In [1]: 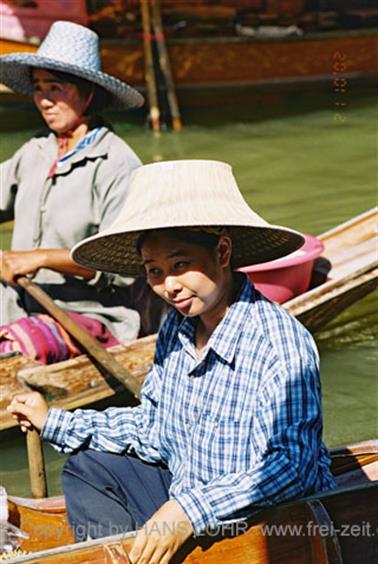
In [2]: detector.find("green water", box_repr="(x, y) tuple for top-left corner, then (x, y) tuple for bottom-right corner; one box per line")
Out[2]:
(0, 91), (377, 497)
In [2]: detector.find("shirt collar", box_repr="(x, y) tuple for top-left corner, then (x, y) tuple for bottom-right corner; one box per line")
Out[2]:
(177, 274), (255, 365)
(37, 127), (109, 172)
(57, 127), (102, 164)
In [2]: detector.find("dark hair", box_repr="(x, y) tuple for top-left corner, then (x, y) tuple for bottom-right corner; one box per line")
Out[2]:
(136, 228), (222, 257)
(30, 68), (113, 115)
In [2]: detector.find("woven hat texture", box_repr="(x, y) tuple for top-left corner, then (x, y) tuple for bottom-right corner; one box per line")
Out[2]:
(0, 21), (143, 110)
(72, 159), (304, 276)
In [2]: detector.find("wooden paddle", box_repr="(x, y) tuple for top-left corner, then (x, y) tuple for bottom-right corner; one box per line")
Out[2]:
(26, 428), (48, 498)
(13, 275), (142, 498)
(16, 276), (142, 399)
(12, 366), (49, 498)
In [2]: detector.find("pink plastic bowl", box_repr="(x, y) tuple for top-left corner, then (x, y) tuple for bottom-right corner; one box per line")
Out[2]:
(238, 234), (324, 304)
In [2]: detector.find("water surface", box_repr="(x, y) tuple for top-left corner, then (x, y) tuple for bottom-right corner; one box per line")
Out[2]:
(0, 92), (376, 496)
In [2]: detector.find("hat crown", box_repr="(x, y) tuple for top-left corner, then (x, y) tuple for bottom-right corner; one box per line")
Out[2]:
(108, 159), (268, 233)
(36, 21), (101, 72)
(71, 159), (305, 275)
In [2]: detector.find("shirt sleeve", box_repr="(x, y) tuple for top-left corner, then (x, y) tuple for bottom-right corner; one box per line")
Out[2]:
(93, 137), (142, 232)
(86, 136), (141, 289)
(0, 144), (26, 222)
(40, 324), (168, 461)
(173, 333), (326, 534)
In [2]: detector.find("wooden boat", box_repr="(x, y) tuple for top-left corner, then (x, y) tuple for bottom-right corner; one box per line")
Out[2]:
(284, 207), (377, 331)
(1, 1), (377, 107)
(0, 207), (376, 432)
(5, 440), (378, 563)
(1, 29), (377, 106)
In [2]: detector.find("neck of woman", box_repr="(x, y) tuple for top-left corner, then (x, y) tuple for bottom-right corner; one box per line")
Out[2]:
(56, 121), (90, 154)
(196, 271), (239, 355)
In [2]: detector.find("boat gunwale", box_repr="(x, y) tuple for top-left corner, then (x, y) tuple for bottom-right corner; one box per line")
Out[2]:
(6, 479), (378, 563)
(316, 206), (378, 242)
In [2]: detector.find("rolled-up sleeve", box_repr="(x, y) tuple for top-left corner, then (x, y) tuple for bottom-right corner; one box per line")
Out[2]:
(41, 323), (169, 461)
(41, 362), (161, 462)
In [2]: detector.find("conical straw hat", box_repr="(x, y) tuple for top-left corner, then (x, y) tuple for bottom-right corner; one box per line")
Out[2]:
(72, 160), (304, 276)
(0, 21), (143, 110)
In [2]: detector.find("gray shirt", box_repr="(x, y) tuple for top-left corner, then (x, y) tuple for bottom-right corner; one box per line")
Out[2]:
(0, 126), (142, 342)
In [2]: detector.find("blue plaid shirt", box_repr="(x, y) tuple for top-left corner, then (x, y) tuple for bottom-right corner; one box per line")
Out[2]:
(41, 275), (336, 534)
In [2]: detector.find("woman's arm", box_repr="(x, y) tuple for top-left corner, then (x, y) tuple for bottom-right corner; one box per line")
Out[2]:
(8, 323), (170, 458)
(0, 156), (19, 223)
(0, 248), (95, 284)
(7, 377), (160, 460)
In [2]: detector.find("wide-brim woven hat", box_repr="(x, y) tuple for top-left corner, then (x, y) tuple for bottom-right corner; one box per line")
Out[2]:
(0, 21), (144, 110)
(72, 159), (305, 276)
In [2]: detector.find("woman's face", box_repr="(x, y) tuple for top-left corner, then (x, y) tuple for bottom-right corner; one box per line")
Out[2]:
(141, 231), (233, 321)
(32, 69), (89, 134)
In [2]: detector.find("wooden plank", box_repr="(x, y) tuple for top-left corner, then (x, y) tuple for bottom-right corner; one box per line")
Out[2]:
(17, 334), (155, 400)
(319, 207), (377, 239)
(330, 440), (378, 476)
(0, 336), (156, 431)
(319, 207), (377, 278)
(0, 355), (41, 411)
(285, 207), (378, 329)
(15, 277), (142, 401)
(296, 270), (378, 333)
(287, 266), (378, 319)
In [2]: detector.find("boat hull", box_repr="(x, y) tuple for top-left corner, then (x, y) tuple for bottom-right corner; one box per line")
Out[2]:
(6, 440), (377, 563)
(1, 29), (377, 106)
(7, 482), (378, 563)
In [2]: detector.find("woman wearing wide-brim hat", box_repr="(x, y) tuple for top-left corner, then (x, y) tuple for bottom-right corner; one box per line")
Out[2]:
(9, 161), (336, 562)
(0, 20), (145, 363)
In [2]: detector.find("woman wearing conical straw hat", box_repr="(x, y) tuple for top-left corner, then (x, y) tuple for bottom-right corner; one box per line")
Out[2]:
(9, 160), (336, 562)
(0, 20), (147, 363)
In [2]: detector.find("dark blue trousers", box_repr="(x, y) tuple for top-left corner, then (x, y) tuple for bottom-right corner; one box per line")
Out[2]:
(62, 450), (172, 541)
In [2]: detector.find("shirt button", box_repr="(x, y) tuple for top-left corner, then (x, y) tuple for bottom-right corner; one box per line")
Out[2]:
(40, 205), (47, 213)
(214, 421), (219, 429)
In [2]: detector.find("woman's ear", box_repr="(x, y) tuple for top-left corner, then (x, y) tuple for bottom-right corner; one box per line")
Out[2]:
(217, 235), (232, 269)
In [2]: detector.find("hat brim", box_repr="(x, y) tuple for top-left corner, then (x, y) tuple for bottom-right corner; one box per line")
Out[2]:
(71, 224), (305, 277)
(0, 53), (144, 110)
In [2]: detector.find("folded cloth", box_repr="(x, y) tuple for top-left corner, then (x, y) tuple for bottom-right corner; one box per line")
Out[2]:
(0, 311), (119, 364)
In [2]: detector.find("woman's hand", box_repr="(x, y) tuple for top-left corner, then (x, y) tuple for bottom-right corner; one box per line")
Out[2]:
(0, 249), (47, 284)
(129, 499), (193, 564)
(0, 248), (95, 284)
(7, 392), (49, 432)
